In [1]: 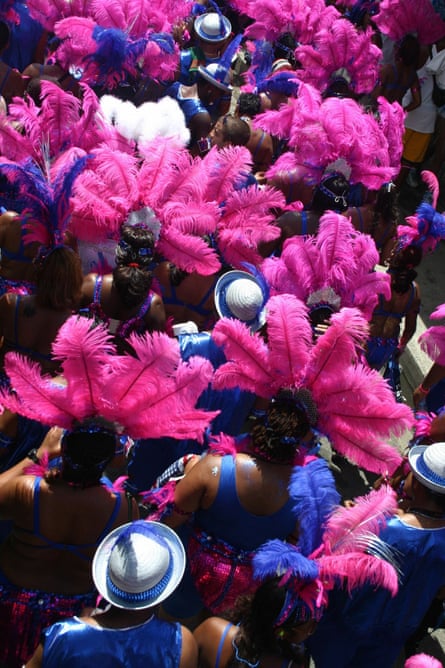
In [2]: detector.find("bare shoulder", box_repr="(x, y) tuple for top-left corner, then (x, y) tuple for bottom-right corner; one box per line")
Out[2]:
(179, 625), (199, 668)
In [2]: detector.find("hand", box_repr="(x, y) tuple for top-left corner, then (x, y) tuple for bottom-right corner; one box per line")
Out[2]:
(37, 427), (63, 460)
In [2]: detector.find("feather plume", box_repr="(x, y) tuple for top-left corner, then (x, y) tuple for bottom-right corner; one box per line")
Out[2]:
(318, 551), (399, 595)
(23, 452), (50, 477)
(204, 145), (253, 203)
(38, 81), (82, 158)
(212, 318), (274, 397)
(266, 294), (312, 389)
(208, 432), (238, 457)
(321, 485), (398, 553)
(90, 0), (126, 30)
(138, 137), (189, 209)
(0, 116), (35, 163)
(374, 0), (445, 44)
(157, 227), (221, 276)
(316, 212), (358, 291)
(253, 539), (319, 581)
(1, 355), (77, 427)
(51, 317), (118, 418)
(304, 308), (368, 388)
(430, 304), (445, 320)
(289, 459), (340, 556)
(419, 326), (445, 365)
(421, 170), (440, 209)
(105, 331), (182, 408)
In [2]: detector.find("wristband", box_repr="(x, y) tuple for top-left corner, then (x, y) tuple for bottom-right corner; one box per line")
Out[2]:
(26, 448), (40, 464)
(417, 384), (429, 396)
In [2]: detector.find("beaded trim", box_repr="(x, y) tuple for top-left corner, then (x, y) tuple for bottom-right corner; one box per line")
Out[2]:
(106, 555), (173, 605)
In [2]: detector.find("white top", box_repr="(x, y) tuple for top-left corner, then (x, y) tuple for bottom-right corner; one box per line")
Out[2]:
(403, 60), (437, 133)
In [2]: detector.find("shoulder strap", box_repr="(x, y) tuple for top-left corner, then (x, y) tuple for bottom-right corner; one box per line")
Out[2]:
(32, 476), (42, 533)
(215, 622), (233, 668)
(95, 492), (122, 544)
(93, 275), (103, 302)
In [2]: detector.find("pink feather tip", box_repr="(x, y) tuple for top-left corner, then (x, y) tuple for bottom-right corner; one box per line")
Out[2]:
(405, 655), (443, 668)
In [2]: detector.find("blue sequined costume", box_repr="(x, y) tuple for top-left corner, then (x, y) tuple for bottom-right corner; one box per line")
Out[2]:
(40, 615), (183, 667)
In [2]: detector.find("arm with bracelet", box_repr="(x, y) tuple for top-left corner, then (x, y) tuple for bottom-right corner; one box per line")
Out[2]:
(413, 362), (445, 409)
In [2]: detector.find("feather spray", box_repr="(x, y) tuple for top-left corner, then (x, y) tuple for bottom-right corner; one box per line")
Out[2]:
(262, 212), (389, 321)
(0, 316), (218, 441)
(212, 295), (414, 474)
(418, 301), (445, 366)
(397, 171), (445, 253)
(374, 0), (445, 45)
(252, 485), (399, 624)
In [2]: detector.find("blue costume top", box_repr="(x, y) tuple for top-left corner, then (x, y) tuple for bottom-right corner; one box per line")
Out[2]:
(366, 283), (417, 370)
(165, 81), (230, 125)
(195, 455), (297, 550)
(308, 515), (445, 668)
(41, 616), (183, 667)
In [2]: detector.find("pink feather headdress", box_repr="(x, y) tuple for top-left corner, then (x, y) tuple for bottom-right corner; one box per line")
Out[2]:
(253, 484), (400, 624)
(262, 212), (391, 321)
(418, 303), (445, 367)
(0, 316), (218, 441)
(374, 0), (445, 44)
(256, 84), (398, 189)
(397, 171), (445, 254)
(70, 139), (283, 273)
(212, 295), (414, 475)
(26, 0), (190, 38)
(230, 0), (340, 46)
(295, 19), (381, 94)
(54, 18), (179, 89)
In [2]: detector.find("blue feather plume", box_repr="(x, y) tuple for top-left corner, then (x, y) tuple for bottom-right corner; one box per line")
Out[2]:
(150, 32), (176, 55)
(252, 539), (319, 581)
(289, 459), (340, 556)
(249, 40), (274, 89)
(257, 71), (300, 97)
(241, 261), (270, 304)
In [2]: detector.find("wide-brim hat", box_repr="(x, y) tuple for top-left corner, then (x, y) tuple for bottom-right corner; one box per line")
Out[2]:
(214, 269), (268, 332)
(194, 12), (232, 42)
(92, 520), (186, 610)
(198, 62), (232, 92)
(408, 443), (445, 495)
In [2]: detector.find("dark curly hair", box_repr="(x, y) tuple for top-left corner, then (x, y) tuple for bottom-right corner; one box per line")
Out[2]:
(36, 246), (83, 310)
(113, 223), (155, 308)
(249, 390), (311, 463)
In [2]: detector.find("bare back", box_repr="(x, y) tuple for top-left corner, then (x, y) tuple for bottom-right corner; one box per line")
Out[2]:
(0, 476), (137, 593)
(0, 212), (40, 283)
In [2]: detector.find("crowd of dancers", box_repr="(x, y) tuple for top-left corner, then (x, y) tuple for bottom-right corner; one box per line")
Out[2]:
(0, 0), (444, 666)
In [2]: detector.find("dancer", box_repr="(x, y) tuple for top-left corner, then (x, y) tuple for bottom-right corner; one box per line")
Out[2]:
(25, 521), (197, 668)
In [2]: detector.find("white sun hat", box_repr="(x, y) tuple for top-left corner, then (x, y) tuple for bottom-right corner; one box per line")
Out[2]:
(194, 12), (232, 43)
(408, 443), (445, 495)
(92, 521), (186, 610)
(214, 269), (268, 332)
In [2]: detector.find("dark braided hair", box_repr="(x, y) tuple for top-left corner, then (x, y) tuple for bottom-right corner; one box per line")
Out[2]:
(249, 389), (311, 463)
(113, 223), (155, 308)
